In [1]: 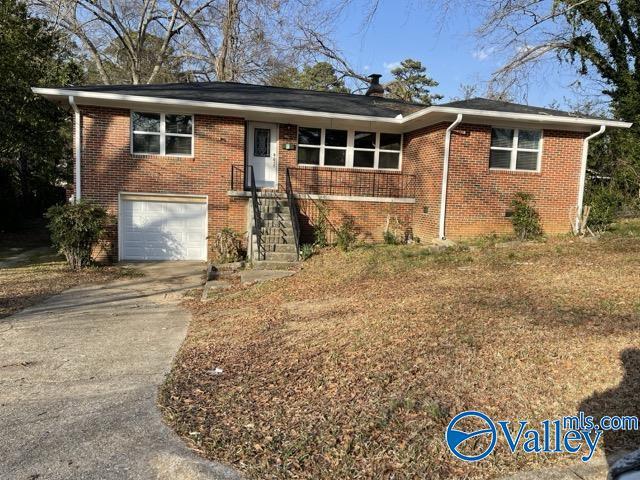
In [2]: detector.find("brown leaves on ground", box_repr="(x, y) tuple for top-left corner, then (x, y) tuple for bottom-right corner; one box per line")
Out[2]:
(160, 223), (640, 479)
(0, 252), (133, 318)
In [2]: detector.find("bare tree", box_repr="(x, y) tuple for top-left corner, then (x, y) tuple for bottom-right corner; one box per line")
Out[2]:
(31, 0), (347, 85)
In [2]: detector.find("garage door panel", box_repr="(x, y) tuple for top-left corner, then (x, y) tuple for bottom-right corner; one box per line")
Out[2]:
(120, 196), (207, 261)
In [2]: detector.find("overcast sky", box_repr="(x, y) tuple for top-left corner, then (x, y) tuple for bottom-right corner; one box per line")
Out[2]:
(333, 0), (583, 107)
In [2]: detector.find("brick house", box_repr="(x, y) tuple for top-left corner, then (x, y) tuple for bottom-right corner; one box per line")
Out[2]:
(34, 78), (630, 264)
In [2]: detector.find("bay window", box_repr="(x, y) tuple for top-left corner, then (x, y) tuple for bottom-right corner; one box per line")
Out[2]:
(489, 127), (541, 171)
(131, 112), (193, 156)
(297, 127), (402, 170)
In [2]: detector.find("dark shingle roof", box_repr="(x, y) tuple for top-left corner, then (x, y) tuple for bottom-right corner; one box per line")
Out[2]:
(440, 97), (606, 121)
(66, 81), (425, 118)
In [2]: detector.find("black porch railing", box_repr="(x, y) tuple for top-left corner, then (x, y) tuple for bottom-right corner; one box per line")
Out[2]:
(230, 165), (416, 199)
(285, 168), (301, 260)
(249, 166), (263, 260)
(286, 166), (416, 199)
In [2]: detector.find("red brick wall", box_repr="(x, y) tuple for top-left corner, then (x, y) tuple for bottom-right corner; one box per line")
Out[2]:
(78, 106), (248, 260)
(444, 124), (585, 237)
(403, 123), (447, 240)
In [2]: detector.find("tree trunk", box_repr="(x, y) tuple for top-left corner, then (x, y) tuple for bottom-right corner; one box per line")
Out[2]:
(215, 0), (239, 81)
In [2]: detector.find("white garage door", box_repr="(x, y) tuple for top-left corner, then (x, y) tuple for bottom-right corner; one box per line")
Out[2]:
(120, 195), (207, 261)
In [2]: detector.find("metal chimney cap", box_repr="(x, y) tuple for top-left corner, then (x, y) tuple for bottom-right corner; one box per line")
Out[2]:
(365, 73), (384, 97)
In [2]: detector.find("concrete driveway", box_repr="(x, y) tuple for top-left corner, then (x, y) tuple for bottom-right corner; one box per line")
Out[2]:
(0, 262), (241, 480)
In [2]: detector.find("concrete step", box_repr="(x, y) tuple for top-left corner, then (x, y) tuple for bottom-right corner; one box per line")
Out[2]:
(265, 251), (298, 262)
(258, 199), (288, 207)
(253, 260), (299, 270)
(261, 235), (291, 244)
(261, 226), (294, 237)
(258, 205), (287, 214)
(265, 243), (297, 253)
(262, 219), (292, 228)
(260, 212), (289, 221)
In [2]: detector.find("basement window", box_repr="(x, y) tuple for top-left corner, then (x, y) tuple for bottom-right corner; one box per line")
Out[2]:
(489, 128), (541, 171)
(131, 112), (193, 156)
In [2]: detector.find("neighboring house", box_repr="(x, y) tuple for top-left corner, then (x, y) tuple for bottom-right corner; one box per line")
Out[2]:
(34, 77), (631, 264)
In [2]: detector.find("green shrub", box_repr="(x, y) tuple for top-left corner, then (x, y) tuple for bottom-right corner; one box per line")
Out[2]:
(313, 202), (329, 248)
(45, 201), (110, 270)
(585, 186), (622, 233)
(383, 229), (399, 245)
(510, 192), (543, 240)
(300, 243), (315, 260)
(336, 218), (357, 251)
(213, 228), (244, 263)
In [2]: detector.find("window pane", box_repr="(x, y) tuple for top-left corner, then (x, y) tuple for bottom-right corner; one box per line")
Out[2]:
(353, 150), (375, 168)
(253, 128), (270, 157)
(380, 133), (401, 151)
(491, 128), (514, 148)
(166, 114), (192, 134)
(518, 130), (541, 149)
(489, 149), (511, 169)
(132, 112), (160, 132)
(354, 131), (376, 149)
(166, 135), (192, 155)
(298, 146), (320, 165)
(298, 127), (321, 146)
(324, 149), (346, 166)
(379, 151), (400, 169)
(133, 133), (160, 154)
(325, 129), (347, 147)
(516, 151), (538, 170)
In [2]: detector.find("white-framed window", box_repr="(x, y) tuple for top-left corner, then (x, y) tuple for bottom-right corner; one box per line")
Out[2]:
(489, 127), (542, 171)
(297, 127), (402, 170)
(131, 112), (193, 156)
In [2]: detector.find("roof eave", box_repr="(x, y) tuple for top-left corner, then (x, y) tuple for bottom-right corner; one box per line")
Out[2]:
(32, 87), (633, 130)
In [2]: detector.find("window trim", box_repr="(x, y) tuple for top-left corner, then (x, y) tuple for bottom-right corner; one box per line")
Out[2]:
(130, 111), (194, 157)
(296, 127), (402, 171)
(489, 127), (543, 173)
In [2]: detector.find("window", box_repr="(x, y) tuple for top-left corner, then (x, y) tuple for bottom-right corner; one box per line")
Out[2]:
(297, 127), (402, 170)
(489, 128), (541, 171)
(131, 112), (193, 156)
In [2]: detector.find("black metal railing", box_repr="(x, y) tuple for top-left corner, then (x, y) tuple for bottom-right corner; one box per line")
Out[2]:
(285, 168), (301, 260)
(286, 167), (416, 199)
(230, 165), (245, 191)
(249, 166), (263, 260)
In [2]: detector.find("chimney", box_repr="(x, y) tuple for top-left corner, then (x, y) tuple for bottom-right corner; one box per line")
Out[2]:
(365, 74), (384, 97)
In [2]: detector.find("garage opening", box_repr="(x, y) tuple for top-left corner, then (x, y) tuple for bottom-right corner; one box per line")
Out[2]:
(119, 193), (207, 261)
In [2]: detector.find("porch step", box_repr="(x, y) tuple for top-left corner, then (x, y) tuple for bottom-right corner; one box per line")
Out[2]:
(263, 243), (297, 253)
(260, 211), (288, 221)
(261, 234), (292, 244)
(264, 251), (298, 262)
(258, 205), (288, 214)
(258, 198), (288, 206)
(261, 226), (294, 237)
(261, 218), (292, 228)
(253, 260), (299, 270)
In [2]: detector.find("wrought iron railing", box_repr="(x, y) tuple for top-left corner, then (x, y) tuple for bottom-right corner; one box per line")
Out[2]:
(230, 165), (245, 191)
(285, 168), (301, 260)
(249, 166), (263, 260)
(286, 166), (416, 198)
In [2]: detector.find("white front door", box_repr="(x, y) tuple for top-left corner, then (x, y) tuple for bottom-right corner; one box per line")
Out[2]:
(247, 122), (278, 189)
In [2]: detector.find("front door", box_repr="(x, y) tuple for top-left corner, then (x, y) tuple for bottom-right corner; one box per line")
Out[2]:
(247, 122), (278, 189)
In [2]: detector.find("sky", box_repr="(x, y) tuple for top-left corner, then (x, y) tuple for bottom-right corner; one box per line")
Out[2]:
(332, 0), (583, 108)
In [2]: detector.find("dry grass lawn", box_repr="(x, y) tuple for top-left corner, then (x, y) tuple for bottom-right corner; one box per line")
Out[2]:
(160, 222), (640, 479)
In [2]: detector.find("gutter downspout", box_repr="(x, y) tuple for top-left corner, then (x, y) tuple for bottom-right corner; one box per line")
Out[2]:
(69, 96), (81, 202)
(438, 114), (463, 240)
(575, 125), (606, 233)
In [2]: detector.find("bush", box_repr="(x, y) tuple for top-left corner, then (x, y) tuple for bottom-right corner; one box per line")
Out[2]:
(213, 228), (244, 263)
(336, 218), (357, 251)
(510, 192), (543, 240)
(45, 201), (109, 270)
(313, 202), (329, 248)
(300, 243), (315, 260)
(383, 229), (399, 245)
(585, 186), (622, 233)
